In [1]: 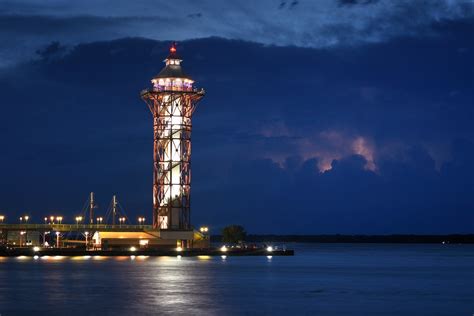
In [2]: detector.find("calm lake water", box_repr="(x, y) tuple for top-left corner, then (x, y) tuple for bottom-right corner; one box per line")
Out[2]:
(0, 243), (473, 315)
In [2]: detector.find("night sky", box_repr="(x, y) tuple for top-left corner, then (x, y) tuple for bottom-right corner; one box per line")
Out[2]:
(0, 0), (473, 234)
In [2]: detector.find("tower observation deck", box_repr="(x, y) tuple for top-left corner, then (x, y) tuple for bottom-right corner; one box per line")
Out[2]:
(141, 44), (205, 230)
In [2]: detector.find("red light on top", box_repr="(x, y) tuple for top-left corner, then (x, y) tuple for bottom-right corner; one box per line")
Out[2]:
(170, 43), (177, 53)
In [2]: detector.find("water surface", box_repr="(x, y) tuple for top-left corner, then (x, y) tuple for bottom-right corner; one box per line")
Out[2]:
(0, 243), (473, 315)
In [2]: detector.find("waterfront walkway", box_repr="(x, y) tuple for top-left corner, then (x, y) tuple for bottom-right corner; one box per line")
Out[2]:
(0, 223), (152, 233)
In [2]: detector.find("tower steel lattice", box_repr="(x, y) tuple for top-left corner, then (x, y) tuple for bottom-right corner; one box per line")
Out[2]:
(141, 44), (205, 230)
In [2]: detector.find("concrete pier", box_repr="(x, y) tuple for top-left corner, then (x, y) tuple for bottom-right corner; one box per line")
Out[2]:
(0, 247), (294, 257)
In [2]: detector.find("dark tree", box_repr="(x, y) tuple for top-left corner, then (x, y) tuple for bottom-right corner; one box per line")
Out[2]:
(222, 225), (247, 243)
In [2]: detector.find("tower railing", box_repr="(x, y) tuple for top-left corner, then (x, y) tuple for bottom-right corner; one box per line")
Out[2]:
(140, 87), (204, 95)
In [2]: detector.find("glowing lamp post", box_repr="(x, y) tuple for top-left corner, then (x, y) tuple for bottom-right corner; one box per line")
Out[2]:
(138, 217), (145, 227)
(96, 217), (103, 227)
(119, 217), (125, 227)
(49, 216), (55, 224)
(24, 216), (29, 224)
(57, 216), (63, 224)
(84, 232), (89, 250)
(0, 215), (4, 223)
(56, 232), (60, 248)
(20, 231), (26, 247)
(75, 216), (83, 226)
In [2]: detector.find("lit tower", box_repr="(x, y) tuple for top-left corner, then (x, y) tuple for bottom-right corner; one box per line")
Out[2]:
(141, 43), (205, 230)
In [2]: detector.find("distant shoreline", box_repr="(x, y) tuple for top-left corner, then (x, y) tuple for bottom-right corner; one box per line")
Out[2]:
(211, 234), (474, 244)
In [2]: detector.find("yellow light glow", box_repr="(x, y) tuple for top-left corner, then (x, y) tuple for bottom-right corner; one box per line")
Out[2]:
(114, 256), (128, 261)
(71, 255), (92, 261)
(198, 255), (211, 260)
(220, 246), (227, 252)
(176, 247), (183, 252)
(130, 246), (137, 252)
(33, 246), (40, 252)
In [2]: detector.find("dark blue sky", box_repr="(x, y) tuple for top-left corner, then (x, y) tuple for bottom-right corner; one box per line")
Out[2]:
(0, 1), (473, 234)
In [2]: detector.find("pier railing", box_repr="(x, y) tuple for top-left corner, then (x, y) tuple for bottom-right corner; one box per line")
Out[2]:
(0, 223), (154, 232)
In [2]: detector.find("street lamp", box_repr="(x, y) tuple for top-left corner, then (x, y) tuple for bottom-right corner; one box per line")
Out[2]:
(75, 216), (83, 226)
(119, 217), (125, 227)
(20, 231), (26, 246)
(56, 232), (60, 248)
(199, 226), (209, 234)
(0, 215), (4, 223)
(44, 217), (48, 224)
(50, 216), (55, 224)
(96, 217), (103, 226)
(84, 231), (89, 250)
(57, 216), (63, 224)
(138, 217), (145, 226)
(24, 216), (29, 223)
(19, 216), (23, 223)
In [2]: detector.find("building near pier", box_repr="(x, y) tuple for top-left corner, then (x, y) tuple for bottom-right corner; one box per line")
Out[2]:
(92, 230), (208, 249)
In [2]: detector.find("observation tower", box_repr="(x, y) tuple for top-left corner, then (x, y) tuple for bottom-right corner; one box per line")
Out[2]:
(141, 44), (205, 230)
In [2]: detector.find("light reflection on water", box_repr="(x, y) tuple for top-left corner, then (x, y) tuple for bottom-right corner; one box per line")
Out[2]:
(0, 244), (473, 315)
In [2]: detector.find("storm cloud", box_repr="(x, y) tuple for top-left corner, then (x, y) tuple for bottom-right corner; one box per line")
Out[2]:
(0, 0), (473, 65)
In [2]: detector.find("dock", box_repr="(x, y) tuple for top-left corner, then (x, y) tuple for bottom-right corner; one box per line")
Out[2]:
(0, 247), (294, 257)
